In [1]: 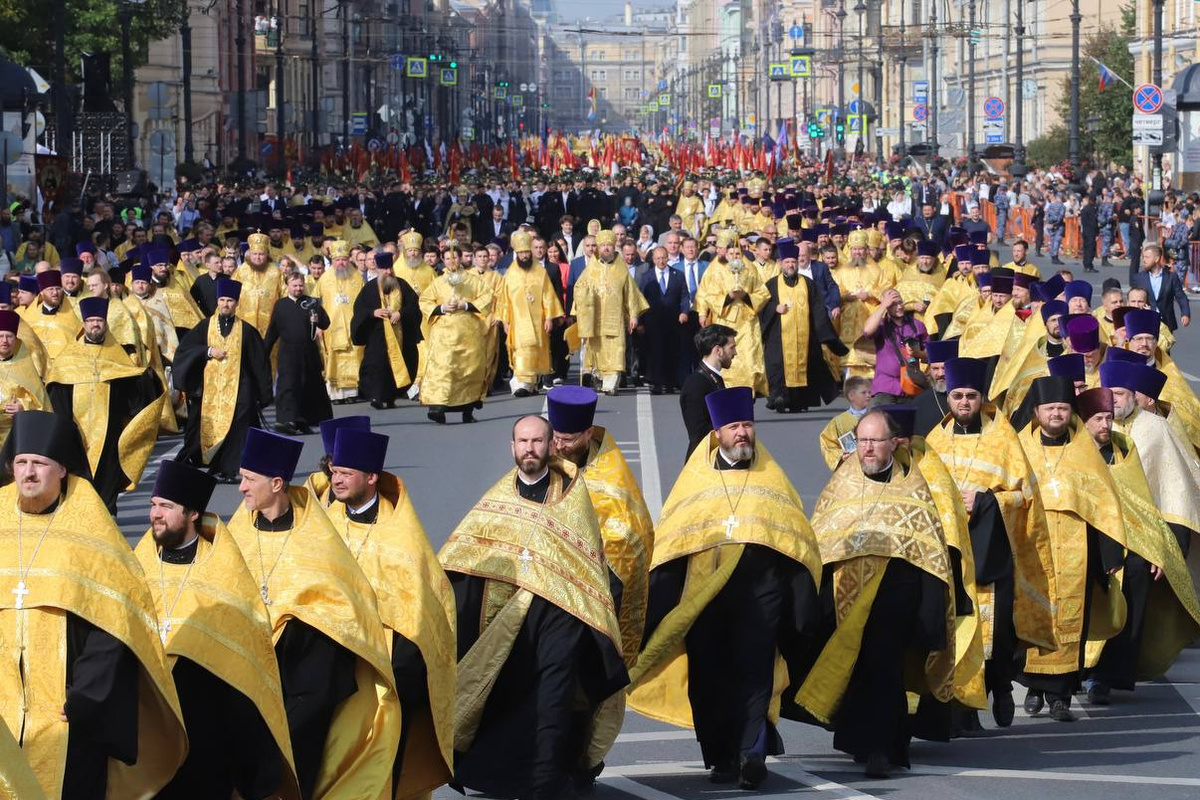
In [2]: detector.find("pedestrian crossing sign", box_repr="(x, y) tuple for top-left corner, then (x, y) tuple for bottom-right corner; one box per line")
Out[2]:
(493, 86), (507, 100)
(708, 83), (722, 98)
(511, 94), (523, 107)
(790, 56), (811, 77)
(440, 67), (457, 86)
(768, 63), (789, 79)
(659, 93), (671, 105)
(406, 57), (427, 78)
(848, 114), (864, 133)
(649, 101), (659, 111)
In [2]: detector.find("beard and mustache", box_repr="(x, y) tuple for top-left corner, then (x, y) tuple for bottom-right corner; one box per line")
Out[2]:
(378, 274), (400, 294)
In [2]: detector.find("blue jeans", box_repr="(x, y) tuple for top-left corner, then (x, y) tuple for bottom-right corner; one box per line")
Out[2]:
(1119, 222), (1131, 254)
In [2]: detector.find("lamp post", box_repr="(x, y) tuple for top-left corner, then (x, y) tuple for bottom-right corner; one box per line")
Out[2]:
(275, 0), (286, 173)
(968, 0), (977, 158)
(1069, 0), (1081, 169)
(1151, 0), (1164, 202)
(854, 0), (865, 156)
(929, 1), (939, 157)
(119, 0), (147, 169)
(837, 1), (847, 148)
(181, 5), (194, 164)
(898, 0), (906, 158)
(235, 0), (247, 164)
(874, 0), (883, 166)
(1013, 0), (1026, 171)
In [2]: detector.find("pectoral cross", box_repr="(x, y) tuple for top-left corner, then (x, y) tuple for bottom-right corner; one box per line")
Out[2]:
(260, 583), (272, 606)
(723, 514), (740, 540)
(518, 548), (534, 572)
(158, 619), (171, 645)
(11, 581), (28, 609)
(1045, 476), (1062, 498)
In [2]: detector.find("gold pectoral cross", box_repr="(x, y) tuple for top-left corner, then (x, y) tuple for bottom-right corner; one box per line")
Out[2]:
(723, 514), (739, 539)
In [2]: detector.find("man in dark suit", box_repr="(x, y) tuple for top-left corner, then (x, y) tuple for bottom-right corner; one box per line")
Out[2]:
(912, 201), (949, 247)
(638, 246), (690, 394)
(679, 323), (737, 461)
(677, 237), (710, 380)
(486, 203), (515, 244)
(1080, 194), (1099, 273)
(1130, 244), (1191, 331)
(536, 184), (566, 238)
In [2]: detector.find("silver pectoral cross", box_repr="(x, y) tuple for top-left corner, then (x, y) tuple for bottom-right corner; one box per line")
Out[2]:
(158, 619), (171, 645)
(518, 548), (534, 572)
(11, 581), (28, 609)
(1045, 476), (1062, 498)
(260, 583), (272, 605)
(723, 514), (740, 540)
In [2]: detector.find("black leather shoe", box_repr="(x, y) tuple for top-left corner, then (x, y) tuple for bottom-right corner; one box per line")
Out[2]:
(1049, 699), (1076, 722)
(272, 421), (297, 435)
(739, 752), (767, 790)
(427, 409), (446, 424)
(864, 753), (891, 779)
(650, 386), (664, 395)
(993, 689), (1015, 727)
(514, 387), (532, 398)
(709, 760), (737, 784)
(1024, 690), (1045, 715)
(462, 408), (476, 423)
(954, 709), (987, 737)
(1087, 681), (1111, 705)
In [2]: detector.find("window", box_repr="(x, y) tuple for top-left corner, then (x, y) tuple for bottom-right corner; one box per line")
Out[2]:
(625, 49), (639, 60)
(623, 68), (640, 81)
(589, 69), (608, 81)
(623, 87), (640, 99)
(597, 87), (608, 99)
(594, 50), (606, 61)
(297, 2), (310, 37)
(554, 85), (574, 98)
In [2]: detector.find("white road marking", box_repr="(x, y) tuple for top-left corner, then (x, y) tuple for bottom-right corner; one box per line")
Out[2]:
(1181, 370), (1200, 383)
(598, 775), (689, 800)
(798, 758), (1200, 787)
(614, 730), (694, 743)
(603, 759), (884, 800)
(636, 390), (664, 519)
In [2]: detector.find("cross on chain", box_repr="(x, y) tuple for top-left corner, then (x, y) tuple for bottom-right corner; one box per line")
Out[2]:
(1045, 476), (1062, 498)
(518, 548), (534, 572)
(159, 619), (171, 645)
(723, 514), (740, 540)
(11, 581), (29, 609)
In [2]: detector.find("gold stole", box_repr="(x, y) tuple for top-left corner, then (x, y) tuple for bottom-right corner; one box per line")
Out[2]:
(234, 263), (283, 336)
(925, 274), (974, 337)
(992, 310), (1048, 402)
(0, 477), (186, 798)
(0, 343), (47, 444)
(1117, 408), (1200, 533)
(378, 282), (411, 386)
(201, 316), (243, 463)
(0, 718), (45, 800)
(19, 307), (80, 360)
(323, 475), (457, 800)
(227, 488), (400, 800)
(582, 428), (655, 668)
(132, 517), (301, 800)
(158, 279), (204, 330)
(777, 277), (811, 387)
(318, 270), (363, 351)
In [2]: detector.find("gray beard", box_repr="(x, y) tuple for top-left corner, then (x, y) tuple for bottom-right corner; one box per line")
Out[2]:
(1114, 402), (1134, 421)
(720, 444), (754, 464)
(862, 456), (893, 476)
(379, 274), (399, 294)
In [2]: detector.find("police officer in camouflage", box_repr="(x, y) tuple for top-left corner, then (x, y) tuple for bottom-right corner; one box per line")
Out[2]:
(1045, 192), (1066, 265)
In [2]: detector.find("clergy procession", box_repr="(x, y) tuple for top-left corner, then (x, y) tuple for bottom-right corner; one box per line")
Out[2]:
(5, 160), (1200, 800)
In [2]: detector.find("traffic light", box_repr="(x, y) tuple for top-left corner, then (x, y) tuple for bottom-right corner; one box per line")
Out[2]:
(430, 53), (442, 62)
(541, 102), (550, 109)
(807, 120), (824, 139)
(497, 80), (510, 88)
(449, 60), (457, 69)
(835, 120), (845, 142)
(969, 29), (981, 45)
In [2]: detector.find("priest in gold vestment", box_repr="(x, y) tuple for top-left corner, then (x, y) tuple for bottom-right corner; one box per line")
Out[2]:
(571, 229), (649, 395)
(133, 460), (301, 800)
(1122, 308), (1200, 456)
(235, 233), (286, 337)
(800, 410), (955, 779)
(0, 310), (47, 446)
(227, 428), (401, 800)
(321, 428), (458, 800)
(317, 241), (364, 403)
(1077, 387), (1200, 703)
(19, 270), (80, 361)
(694, 231), (769, 395)
(0, 411), (187, 799)
(1016, 376), (1126, 722)
(924, 357), (1057, 729)
(496, 231), (564, 397)
(439, 415), (628, 800)
(143, 244), (204, 335)
(419, 245), (493, 423)
(831, 230), (893, 377)
(630, 388), (822, 791)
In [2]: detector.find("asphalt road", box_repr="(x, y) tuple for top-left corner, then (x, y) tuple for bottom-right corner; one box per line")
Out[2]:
(114, 250), (1200, 800)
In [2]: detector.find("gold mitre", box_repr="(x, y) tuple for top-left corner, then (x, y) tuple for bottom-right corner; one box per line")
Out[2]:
(400, 231), (424, 250)
(847, 229), (869, 248)
(247, 232), (270, 254)
(715, 230), (737, 248)
(328, 240), (350, 259)
(511, 230), (533, 252)
(595, 230), (617, 247)
(866, 228), (884, 247)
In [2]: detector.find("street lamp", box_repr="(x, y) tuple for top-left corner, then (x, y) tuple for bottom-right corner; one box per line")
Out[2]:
(854, 0), (865, 158)
(836, 1), (847, 148)
(874, 0), (883, 167)
(898, 1), (907, 158)
(1069, 0), (1082, 169)
(119, 0), (147, 169)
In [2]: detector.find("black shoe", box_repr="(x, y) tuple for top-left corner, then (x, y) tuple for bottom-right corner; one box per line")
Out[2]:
(272, 421), (298, 435)
(709, 759), (738, 784)
(765, 396), (777, 410)
(294, 424), (314, 435)
(427, 409), (446, 424)
(1102, 258), (1112, 266)
(650, 385), (664, 395)
(864, 753), (891, 779)
(1087, 681), (1111, 705)
(993, 689), (1015, 727)
(581, 374), (594, 388)
(1051, 256), (1064, 265)
(513, 387), (532, 398)
(1084, 267), (1099, 273)
(369, 400), (395, 410)
(1024, 690), (1044, 715)
(462, 409), (476, 423)
(953, 708), (986, 737)
(739, 752), (768, 790)
(1049, 699), (1076, 722)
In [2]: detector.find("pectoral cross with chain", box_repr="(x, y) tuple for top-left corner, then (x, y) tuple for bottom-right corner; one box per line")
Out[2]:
(518, 548), (534, 572)
(1045, 476), (1062, 498)
(158, 619), (171, 645)
(11, 581), (28, 609)
(260, 583), (272, 606)
(723, 514), (740, 539)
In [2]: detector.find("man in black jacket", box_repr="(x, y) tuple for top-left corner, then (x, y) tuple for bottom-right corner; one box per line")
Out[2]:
(1080, 194), (1099, 273)
(1130, 244), (1192, 331)
(264, 272), (332, 435)
(679, 323), (737, 461)
(638, 245), (690, 394)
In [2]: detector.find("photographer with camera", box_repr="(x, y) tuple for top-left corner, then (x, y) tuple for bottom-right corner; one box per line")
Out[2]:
(862, 287), (929, 405)
(264, 271), (332, 435)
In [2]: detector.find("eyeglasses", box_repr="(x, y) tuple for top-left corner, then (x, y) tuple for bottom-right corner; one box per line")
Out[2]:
(856, 437), (892, 446)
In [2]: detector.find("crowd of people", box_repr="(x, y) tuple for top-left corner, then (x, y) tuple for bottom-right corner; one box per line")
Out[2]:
(2, 154), (1200, 799)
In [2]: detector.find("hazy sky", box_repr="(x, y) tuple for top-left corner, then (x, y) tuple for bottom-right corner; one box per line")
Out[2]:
(553, 0), (665, 23)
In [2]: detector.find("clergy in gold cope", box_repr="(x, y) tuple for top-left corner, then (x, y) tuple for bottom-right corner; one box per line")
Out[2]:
(630, 387), (823, 792)
(1017, 376), (1127, 723)
(1076, 387), (1200, 703)
(497, 231), (563, 397)
(695, 232), (769, 395)
(571, 229), (649, 395)
(236, 233), (286, 336)
(0, 309), (48, 446)
(226, 427), (401, 800)
(45, 297), (166, 513)
(134, 459), (302, 800)
(317, 240), (364, 403)
(439, 416), (628, 800)
(0, 411), (187, 799)
(18, 270), (80, 361)
(801, 410), (956, 779)
(320, 426), (458, 800)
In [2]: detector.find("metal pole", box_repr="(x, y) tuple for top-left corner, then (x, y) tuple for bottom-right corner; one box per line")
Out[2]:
(968, 0), (977, 158)
(874, 0), (883, 165)
(1152, 0), (1163, 195)
(898, 1), (906, 157)
(236, 0), (247, 163)
(1069, 0), (1081, 169)
(1014, 0), (1025, 169)
(53, 0), (70, 163)
(342, 2), (351, 145)
(276, 0), (286, 173)
(857, 5), (864, 156)
(837, 4), (846, 148)
(181, 11), (195, 164)
(121, 6), (136, 168)
(312, 5), (320, 153)
(930, 2), (939, 156)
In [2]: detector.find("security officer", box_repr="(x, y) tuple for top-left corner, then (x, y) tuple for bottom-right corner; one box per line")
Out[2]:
(1045, 191), (1066, 265)
(994, 181), (1011, 244)
(1098, 189), (1115, 267)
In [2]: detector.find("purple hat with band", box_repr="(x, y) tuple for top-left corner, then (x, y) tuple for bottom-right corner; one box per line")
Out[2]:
(1123, 309), (1161, 340)
(943, 357), (988, 394)
(706, 386), (754, 429)
(1047, 353), (1085, 381)
(1040, 300), (1068, 324)
(36, 270), (61, 291)
(240, 427), (304, 481)
(546, 386), (598, 434)
(332, 428), (389, 474)
(925, 338), (959, 364)
(1065, 315), (1100, 354)
(1064, 280), (1093, 305)
(319, 415), (370, 456)
(1100, 361), (1138, 391)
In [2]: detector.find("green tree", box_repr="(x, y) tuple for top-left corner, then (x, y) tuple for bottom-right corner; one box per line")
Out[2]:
(0, 0), (186, 84)
(1026, 126), (1070, 169)
(1053, 5), (1136, 169)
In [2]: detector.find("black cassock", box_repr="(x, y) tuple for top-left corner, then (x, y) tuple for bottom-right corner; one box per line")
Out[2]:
(447, 472), (629, 800)
(759, 273), (845, 411)
(264, 295), (333, 428)
(46, 347), (163, 511)
(642, 457), (821, 772)
(256, 508), (359, 800)
(153, 541), (284, 800)
(173, 314), (274, 477)
(909, 387), (950, 437)
(190, 273), (219, 317)
(350, 277), (422, 403)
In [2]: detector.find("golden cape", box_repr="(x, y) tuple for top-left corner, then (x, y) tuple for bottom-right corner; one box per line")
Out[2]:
(18, 305), (80, 360)
(924, 273), (975, 338)
(0, 476), (187, 799)
(797, 455), (956, 723)
(45, 334), (166, 491)
(418, 270), (494, 408)
(581, 428), (655, 667)
(1116, 407), (1200, 534)
(317, 269), (365, 392)
(0, 341), (48, 444)
(695, 260), (769, 394)
(227, 487), (401, 800)
(960, 301), (1025, 361)
(925, 408), (1058, 655)
(990, 311), (1049, 406)
(233, 263), (284, 336)
(1018, 421), (1127, 675)
(0, 719), (44, 800)
(133, 515), (301, 800)
(321, 473), (457, 800)
(438, 460), (624, 770)
(1157, 352), (1200, 456)
(496, 264), (563, 382)
(573, 258), (648, 375)
(628, 436), (822, 729)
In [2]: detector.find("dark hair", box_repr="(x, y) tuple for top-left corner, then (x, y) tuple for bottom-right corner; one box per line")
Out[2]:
(695, 324), (736, 356)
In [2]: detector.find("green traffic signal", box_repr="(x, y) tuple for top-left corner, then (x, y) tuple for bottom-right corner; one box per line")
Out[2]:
(449, 61), (457, 69)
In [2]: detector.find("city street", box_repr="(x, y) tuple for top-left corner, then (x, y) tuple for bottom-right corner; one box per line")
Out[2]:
(111, 253), (1200, 800)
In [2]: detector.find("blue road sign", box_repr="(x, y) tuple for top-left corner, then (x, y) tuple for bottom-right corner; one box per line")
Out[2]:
(659, 79), (668, 91)
(984, 96), (1005, 119)
(390, 54), (405, 71)
(350, 112), (368, 135)
(260, 141), (272, 156)
(789, 24), (803, 40)
(913, 103), (928, 122)
(848, 99), (863, 114)
(1134, 83), (1163, 114)
(913, 80), (929, 103)
(406, 57), (427, 79)
(790, 55), (811, 77)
